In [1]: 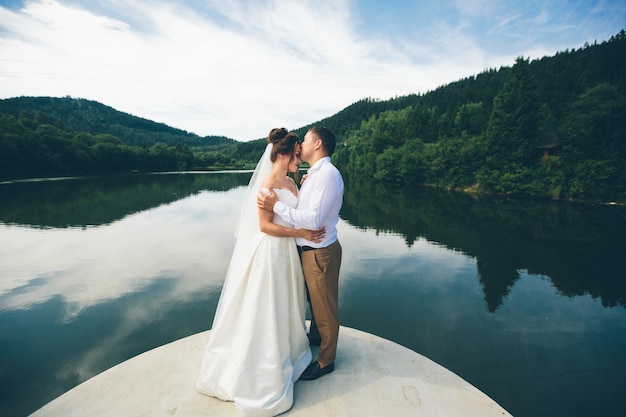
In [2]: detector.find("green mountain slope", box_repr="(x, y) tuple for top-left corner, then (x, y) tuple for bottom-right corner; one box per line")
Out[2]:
(2, 30), (624, 202)
(0, 96), (233, 149)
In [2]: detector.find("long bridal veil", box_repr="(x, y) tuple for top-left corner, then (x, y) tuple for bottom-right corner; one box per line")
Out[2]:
(233, 143), (272, 242)
(210, 143), (273, 326)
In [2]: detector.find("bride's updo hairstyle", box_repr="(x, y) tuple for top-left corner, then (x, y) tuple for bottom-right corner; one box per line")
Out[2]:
(268, 127), (300, 163)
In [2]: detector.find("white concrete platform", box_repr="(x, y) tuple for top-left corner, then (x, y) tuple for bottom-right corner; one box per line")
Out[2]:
(30, 325), (512, 416)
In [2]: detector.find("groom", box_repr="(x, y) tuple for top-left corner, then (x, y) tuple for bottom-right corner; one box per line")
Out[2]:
(257, 126), (344, 380)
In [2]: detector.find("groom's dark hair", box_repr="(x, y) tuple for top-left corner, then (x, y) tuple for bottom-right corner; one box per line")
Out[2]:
(309, 127), (336, 156)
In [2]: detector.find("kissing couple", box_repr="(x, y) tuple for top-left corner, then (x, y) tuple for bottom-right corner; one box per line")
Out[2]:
(196, 126), (344, 416)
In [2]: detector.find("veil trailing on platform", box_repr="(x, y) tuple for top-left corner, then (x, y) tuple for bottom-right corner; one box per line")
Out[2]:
(233, 143), (273, 243)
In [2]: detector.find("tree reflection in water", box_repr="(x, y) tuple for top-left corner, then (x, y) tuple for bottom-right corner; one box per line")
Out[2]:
(342, 174), (626, 311)
(1, 172), (625, 417)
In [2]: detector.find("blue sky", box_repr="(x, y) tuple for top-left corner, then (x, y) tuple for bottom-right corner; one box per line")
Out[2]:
(1, 0), (624, 141)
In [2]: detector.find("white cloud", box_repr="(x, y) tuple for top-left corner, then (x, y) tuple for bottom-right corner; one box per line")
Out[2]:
(0, 0), (441, 139)
(452, 0), (498, 18)
(0, 0), (623, 140)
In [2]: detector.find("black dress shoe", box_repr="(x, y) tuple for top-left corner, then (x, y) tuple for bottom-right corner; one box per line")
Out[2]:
(307, 333), (321, 346)
(299, 361), (334, 380)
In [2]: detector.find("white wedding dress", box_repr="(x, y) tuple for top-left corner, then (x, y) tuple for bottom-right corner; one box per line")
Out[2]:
(196, 187), (312, 417)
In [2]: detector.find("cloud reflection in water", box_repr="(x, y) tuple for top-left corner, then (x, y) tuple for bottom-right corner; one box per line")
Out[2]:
(0, 189), (243, 317)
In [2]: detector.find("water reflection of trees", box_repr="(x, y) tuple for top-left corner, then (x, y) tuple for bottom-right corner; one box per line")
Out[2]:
(342, 175), (626, 311)
(0, 172), (251, 228)
(3, 171), (624, 310)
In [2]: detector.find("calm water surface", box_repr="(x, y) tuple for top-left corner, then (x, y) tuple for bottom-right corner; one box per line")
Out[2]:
(1, 172), (625, 417)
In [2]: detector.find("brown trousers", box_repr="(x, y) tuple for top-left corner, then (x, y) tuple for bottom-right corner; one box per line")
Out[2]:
(301, 240), (342, 367)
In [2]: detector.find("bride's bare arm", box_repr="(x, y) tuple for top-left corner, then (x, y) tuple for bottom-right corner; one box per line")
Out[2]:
(258, 207), (325, 242)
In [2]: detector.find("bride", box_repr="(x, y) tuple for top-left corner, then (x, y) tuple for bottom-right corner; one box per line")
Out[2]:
(196, 128), (324, 416)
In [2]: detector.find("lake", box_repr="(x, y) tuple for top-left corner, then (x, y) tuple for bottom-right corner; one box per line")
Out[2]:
(1, 172), (625, 417)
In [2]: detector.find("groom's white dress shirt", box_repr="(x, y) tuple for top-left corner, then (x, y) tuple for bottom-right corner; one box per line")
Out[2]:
(273, 156), (343, 248)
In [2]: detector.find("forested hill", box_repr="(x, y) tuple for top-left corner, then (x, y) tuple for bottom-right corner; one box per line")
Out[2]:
(323, 30), (626, 202)
(300, 30), (626, 146)
(0, 96), (233, 149)
(1, 30), (625, 202)
(0, 96), (247, 178)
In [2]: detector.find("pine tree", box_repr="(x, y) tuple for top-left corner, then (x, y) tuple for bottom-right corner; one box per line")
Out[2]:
(484, 57), (540, 169)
